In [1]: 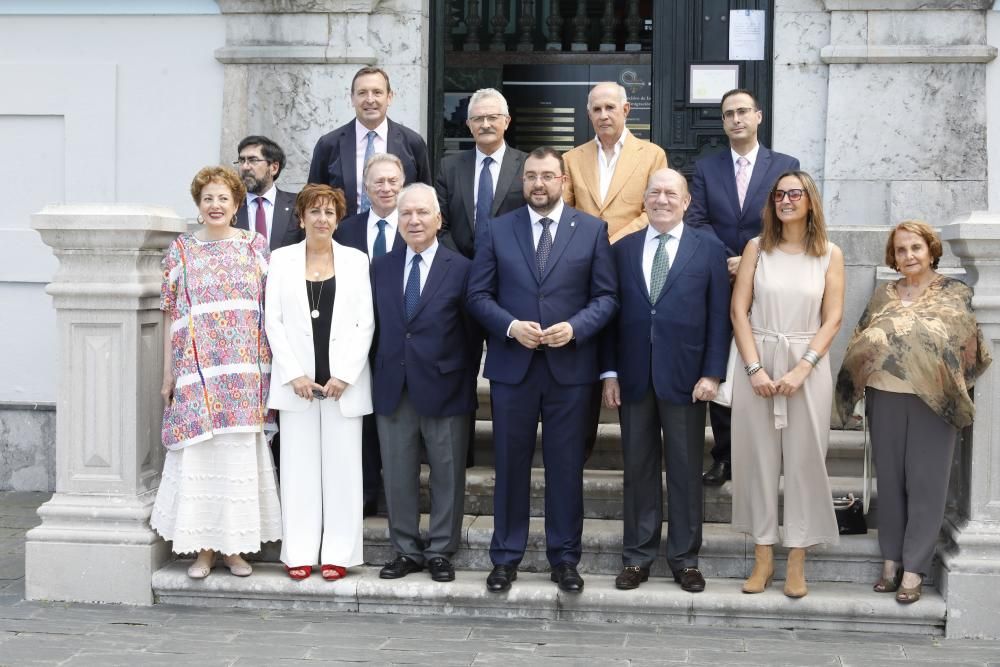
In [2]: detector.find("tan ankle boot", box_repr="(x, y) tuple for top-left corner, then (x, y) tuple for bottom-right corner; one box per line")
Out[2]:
(784, 547), (808, 598)
(742, 544), (774, 593)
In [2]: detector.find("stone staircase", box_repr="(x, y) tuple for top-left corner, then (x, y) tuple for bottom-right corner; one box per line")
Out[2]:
(152, 378), (946, 635)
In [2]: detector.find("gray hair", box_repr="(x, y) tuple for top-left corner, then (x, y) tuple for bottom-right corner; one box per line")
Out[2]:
(396, 183), (440, 215)
(363, 152), (405, 185)
(468, 88), (510, 116)
(587, 82), (628, 108)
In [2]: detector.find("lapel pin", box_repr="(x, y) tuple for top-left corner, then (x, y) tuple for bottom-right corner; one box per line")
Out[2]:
(570, 221), (576, 228)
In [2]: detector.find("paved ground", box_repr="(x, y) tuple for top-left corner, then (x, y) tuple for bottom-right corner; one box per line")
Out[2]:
(1, 492), (999, 666)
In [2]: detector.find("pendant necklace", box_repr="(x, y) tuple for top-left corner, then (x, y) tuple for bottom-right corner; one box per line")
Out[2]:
(308, 270), (324, 319)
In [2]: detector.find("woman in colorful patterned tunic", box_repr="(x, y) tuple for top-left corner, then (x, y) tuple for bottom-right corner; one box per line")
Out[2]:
(151, 166), (282, 579)
(836, 220), (991, 604)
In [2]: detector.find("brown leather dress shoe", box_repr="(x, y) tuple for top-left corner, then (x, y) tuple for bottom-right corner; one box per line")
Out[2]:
(673, 567), (706, 592)
(615, 565), (650, 590)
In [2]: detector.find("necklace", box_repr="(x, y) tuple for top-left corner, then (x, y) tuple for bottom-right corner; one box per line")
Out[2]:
(308, 273), (325, 319)
(899, 274), (935, 301)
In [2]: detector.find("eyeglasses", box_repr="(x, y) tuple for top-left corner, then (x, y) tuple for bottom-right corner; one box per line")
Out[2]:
(522, 173), (560, 183)
(468, 114), (505, 125)
(233, 157), (269, 166)
(722, 107), (756, 122)
(773, 189), (806, 202)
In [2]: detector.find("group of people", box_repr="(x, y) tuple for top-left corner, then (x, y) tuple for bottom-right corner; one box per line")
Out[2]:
(150, 66), (991, 606)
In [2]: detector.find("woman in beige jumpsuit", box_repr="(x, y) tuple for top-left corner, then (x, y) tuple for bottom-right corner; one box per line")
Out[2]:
(729, 170), (844, 598)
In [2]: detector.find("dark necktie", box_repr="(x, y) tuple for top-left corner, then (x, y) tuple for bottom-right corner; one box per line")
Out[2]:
(373, 219), (387, 258)
(404, 253), (422, 319)
(476, 156), (494, 227)
(358, 130), (377, 214)
(536, 217), (553, 278)
(254, 196), (268, 240)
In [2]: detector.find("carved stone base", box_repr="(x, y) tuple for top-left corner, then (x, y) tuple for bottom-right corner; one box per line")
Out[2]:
(939, 519), (1000, 638)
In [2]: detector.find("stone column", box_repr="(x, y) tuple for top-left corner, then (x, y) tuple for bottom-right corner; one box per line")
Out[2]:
(24, 204), (186, 606)
(939, 211), (1000, 639)
(215, 0), (430, 191)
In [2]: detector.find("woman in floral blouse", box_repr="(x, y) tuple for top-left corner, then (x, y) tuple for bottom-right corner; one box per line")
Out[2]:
(836, 220), (991, 604)
(151, 166), (282, 579)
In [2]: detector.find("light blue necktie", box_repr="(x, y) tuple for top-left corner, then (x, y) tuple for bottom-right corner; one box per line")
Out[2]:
(358, 130), (377, 214)
(404, 254), (422, 320)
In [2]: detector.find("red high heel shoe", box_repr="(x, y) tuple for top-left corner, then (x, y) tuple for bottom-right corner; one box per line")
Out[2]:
(321, 564), (347, 581)
(285, 565), (312, 580)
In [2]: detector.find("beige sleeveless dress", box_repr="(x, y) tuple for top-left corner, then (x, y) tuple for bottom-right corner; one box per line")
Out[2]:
(730, 243), (840, 548)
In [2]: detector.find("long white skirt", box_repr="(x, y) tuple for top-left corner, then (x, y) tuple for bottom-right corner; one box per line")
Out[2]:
(151, 431), (282, 555)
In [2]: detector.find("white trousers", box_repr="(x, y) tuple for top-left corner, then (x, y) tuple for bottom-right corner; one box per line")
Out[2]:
(278, 398), (364, 567)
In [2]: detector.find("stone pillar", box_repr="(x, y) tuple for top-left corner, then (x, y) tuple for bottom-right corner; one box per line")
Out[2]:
(820, 0), (996, 228)
(24, 204), (186, 606)
(215, 0), (430, 191)
(939, 211), (1000, 638)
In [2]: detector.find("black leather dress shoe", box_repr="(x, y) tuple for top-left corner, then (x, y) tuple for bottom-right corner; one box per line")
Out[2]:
(379, 555), (423, 579)
(673, 567), (706, 592)
(427, 557), (455, 582)
(486, 564), (517, 592)
(615, 565), (650, 590)
(703, 460), (732, 486)
(550, 563), (585, 593)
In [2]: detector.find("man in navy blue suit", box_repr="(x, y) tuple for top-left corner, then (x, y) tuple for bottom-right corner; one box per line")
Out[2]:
(686, 89), (799, 486)
(370, 184), (479, 583)
(467, 147), (618, 594)
(307, 66), (431, 216)
(601, 168), (731, 593)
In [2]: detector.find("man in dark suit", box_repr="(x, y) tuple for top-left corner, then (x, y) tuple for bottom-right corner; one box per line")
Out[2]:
(370, 184), (479, 583)
(436, 88), (526, 258)
(685, 88), (800, 486)
(234, 135), (302, 250)
(307, 66), (432, 216)
(333, 152), (406, 517)
(601, 168), (731, 593)
(467, 147), (618, 594)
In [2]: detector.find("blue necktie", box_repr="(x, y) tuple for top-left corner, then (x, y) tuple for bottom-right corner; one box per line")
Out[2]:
(475, 156), (494, 227)
(373, 219), (387, 258)
(404, 254), (422, 320)
(358, 130), (377, 214)
(536, 217), (553, 278)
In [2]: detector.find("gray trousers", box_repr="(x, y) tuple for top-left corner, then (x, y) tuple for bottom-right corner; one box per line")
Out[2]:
(868, 387), (958, 576)
(619, 390), (705, 572)
(376, 391), (469, 563)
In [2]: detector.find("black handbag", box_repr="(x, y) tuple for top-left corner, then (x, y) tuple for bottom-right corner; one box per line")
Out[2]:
(833, 493), (867, 535)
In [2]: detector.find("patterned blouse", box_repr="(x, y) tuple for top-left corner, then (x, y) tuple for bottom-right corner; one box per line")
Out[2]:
(835, 276), (991, 430)
(160, 230), (274, 449)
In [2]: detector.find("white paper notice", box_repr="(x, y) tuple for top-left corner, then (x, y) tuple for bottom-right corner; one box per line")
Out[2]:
(729, 10), (765, 61)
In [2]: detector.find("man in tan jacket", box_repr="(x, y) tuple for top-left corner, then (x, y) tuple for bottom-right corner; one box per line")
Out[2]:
(563, 82), (668, 243)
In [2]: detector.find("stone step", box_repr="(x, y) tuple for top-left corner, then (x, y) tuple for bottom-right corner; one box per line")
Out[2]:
(421, 466), (877, 524)
(152, 561), (945, 636)
(472, 420), (868, 476)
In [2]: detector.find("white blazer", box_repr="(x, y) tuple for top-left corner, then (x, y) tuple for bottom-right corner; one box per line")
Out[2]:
(265, 239), (374, 417)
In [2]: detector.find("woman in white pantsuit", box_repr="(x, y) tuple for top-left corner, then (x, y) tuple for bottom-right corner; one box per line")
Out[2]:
(265, 184), (375, 581)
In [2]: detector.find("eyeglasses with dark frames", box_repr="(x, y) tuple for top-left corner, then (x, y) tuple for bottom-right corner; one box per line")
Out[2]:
(773, 189), (806, 203)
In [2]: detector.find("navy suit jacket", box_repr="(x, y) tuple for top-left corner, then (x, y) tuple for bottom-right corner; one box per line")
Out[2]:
(307, 118), (432, 216)
(466, 205), (618, 386)
(686, 145), (799, 257)
(334, 211), (405, 258)
(601, 225), (731, 405)
(235, 188), (303, 250)
(370, 243), (479, 417)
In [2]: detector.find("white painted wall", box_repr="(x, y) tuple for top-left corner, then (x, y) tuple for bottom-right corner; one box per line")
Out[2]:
(0, 13), (225, 403)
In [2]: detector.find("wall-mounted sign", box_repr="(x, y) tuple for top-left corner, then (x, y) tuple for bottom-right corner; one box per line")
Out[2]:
(729, 9), (766, 61)
(688, 64), (740, 105)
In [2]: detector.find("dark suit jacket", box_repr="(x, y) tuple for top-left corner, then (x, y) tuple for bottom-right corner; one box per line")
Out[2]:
(466, 205), (618, 386)
(686, 145), (799, 257)
(307, 118), (432, 215)
(370, 244), (478, 417)
(235, 188), (302, 250)
(333, 211), (405, 258)
(601, 225), (731, 405)
(436, 144), (527, 258)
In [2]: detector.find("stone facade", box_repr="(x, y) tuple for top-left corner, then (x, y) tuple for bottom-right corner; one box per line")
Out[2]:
(0, 403), (55, 492)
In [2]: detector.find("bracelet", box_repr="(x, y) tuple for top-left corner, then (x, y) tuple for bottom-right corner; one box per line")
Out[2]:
(802, 349), (821, 367)
(745, 361), (763, 376)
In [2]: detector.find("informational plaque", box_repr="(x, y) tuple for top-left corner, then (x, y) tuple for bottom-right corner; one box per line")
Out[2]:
(689, 64), (740, 105)
(729, 9), (766, 61)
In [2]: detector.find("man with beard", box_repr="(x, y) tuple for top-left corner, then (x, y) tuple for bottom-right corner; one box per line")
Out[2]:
(234, 135), (302, 250)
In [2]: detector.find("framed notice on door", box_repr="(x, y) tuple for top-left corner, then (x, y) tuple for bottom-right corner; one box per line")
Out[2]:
(688, 64), (740, 106)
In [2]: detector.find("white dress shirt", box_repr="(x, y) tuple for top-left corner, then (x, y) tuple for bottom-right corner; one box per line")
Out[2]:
(473, 143), (506, 211)
(355, 118), (389, 204)
(596, 128), (631, 204)
(403, 239), (439, 295)
(731, 142), (761, 183)
(527, 200), (564, 248)
(365, 208), (398, 257)
(246, 184), (277, 242)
